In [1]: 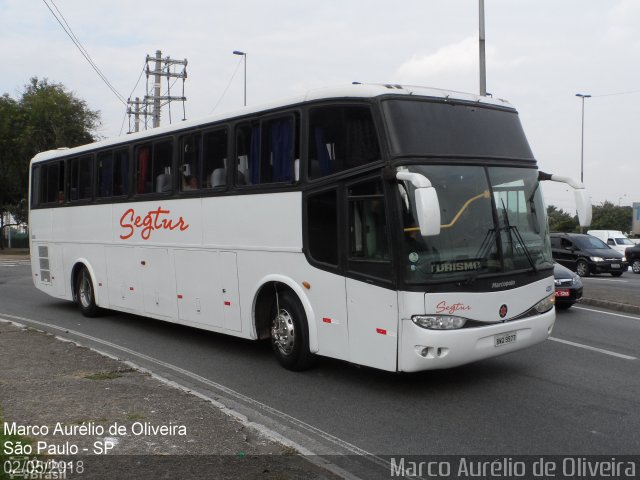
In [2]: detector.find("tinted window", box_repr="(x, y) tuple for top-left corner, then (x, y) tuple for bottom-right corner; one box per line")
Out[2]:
(98, 149), (128, 198)
(136, 140), (173, 194)
(347, 179), (391, 280)
(202, 129), (227, 188)
(382, 99), (534, 159)
(235, 116), (297, 185)
(69, 155), (93, 201)
(308, 106), (380, 179)
(179, 132), (201, 191)
(235, 124), (254, 185)
(307, 189), (338, 266)
(574, 236), (608, 250)
(39, 161), (65, 204)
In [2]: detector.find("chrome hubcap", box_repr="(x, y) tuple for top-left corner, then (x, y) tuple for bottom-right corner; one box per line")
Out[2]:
(79, 271), (92, 308)
(577, 263), (588, 276)
(271, 309), (295, 356)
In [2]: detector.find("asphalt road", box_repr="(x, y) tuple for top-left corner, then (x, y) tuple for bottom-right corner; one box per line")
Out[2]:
(1, 262), (639, 477)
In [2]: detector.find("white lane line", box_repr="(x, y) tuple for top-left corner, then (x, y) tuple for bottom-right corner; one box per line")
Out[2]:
(549, 337), (637, 360)
(574, 306), (640, 321)
(0, 312), (390, 479)
(581, 278), (627, 283)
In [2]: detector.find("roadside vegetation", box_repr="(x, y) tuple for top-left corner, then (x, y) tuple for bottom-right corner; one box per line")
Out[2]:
(0, 77), (100, 249)
(547, 202), (632, 233)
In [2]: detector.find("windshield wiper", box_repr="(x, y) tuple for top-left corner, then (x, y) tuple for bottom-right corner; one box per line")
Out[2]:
(500, 199), (538, 274)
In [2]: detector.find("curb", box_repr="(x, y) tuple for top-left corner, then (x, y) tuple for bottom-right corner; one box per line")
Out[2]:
(580, 297), (640, 316)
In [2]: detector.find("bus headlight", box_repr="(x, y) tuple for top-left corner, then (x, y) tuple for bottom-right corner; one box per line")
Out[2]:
(533, 294), (555, 314)
(412, 315), (467, 330)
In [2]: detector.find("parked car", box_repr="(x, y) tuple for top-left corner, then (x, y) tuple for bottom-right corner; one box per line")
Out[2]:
(550, 232), (628, 277)
(625, 244), (640, 274)
(553, 262), (583, 309)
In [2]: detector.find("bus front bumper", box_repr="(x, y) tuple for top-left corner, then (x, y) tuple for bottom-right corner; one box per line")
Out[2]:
(398, 310), (555, 372)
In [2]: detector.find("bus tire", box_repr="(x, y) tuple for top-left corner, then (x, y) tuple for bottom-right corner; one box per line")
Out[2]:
(75, 266), (100, 317)
(270, 290), (314, 371)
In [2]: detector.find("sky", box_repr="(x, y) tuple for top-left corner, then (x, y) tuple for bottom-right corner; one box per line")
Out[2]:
(1, 0), (639, 213)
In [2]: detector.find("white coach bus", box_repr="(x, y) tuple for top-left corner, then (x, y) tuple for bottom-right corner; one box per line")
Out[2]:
(28, 84), (591, 372)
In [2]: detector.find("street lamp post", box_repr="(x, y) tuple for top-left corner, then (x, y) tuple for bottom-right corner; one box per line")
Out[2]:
(576, 93), (591, 184)
(233, 50), (247, 106)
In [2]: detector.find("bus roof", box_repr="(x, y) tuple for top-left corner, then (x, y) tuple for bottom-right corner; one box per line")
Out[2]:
(30, 83), (514, 164)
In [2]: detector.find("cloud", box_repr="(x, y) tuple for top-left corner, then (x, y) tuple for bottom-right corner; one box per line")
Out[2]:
(394, 36), (479, 83)
(606, 0), (640, 46)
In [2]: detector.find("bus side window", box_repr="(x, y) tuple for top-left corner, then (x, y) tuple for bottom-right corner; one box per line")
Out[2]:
(235, 124), (253, 185)
(153, 140), (173, 193)
(31, 165), (41, 208)
(260, 116), (294, 184)
(98, 150), (128, 198)
(113, 149), (129, 196)
(347, 179), (391, 280)
(97, 151), (114, 198)
(179, 133), (201, 191)
(42, 160), (65, 204)
(307, 189), (339, 266)
(136, 145), (151, 194)
(308, 106), (380, 180)
(202, 129), (227, 188)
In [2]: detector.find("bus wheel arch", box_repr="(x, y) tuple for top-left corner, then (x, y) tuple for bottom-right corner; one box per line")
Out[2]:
(253, 279), (317, 371)
(71, 261), (101, 317)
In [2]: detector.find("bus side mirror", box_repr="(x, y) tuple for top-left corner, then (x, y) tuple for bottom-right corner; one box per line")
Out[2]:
(539, 171), (592, 227)
(415, 188), (441, 236)
(396, 171), (441, 236)
(573, 188), (592, 227)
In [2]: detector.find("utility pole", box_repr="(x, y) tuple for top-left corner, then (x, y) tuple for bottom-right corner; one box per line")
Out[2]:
(126, 50), (188, 132)
(479, 0), (487, 96)
(126, 97), (144, 133)
(152, 50), (162, 128)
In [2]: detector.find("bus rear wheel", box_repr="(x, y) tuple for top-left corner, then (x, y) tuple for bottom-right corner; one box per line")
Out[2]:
(75, 266), (100, 317)
(270, 290), (313, 371)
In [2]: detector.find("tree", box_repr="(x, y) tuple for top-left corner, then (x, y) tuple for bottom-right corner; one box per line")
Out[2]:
(589, 201), (632, 233)
(0, 77), (100, 249)
(547, 205), (578, 233)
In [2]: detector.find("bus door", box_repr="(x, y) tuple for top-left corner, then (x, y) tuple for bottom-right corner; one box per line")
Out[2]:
(344, 178), (398, 371)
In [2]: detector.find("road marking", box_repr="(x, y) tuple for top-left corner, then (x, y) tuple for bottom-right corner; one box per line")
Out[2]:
(0, 260), (30, 267)
(581, 277), (627, 283)
(574, 306), (640, 321)
(0, 312), (391, 480)
(549, 337), (637, 360)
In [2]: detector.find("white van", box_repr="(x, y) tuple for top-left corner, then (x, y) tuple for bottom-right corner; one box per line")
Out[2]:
(587, 230), (635, 255)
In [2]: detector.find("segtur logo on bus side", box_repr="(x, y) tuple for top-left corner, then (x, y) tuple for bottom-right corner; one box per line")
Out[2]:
(119, 207), (189, 240)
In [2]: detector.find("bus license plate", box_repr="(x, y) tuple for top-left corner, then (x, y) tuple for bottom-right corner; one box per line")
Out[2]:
(611, 264), (620, 269)
(494, 331), (517, 348)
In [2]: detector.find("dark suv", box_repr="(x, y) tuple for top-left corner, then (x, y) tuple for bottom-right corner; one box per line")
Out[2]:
(625, 243), (640, 274)
(550, 232), (628, 277)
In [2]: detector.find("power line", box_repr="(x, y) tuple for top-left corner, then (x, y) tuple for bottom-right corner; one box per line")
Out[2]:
(41, 0), (127, 106)
(592, 89), (640, 98)
(210, 57), (243, 114)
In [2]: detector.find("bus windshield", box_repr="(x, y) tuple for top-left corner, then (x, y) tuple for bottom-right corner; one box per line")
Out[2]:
(398, 164), (553, 284)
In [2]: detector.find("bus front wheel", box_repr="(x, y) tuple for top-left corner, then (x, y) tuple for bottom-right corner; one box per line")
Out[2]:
(75, 266), (100, 317)
(270, 290), (314, 371)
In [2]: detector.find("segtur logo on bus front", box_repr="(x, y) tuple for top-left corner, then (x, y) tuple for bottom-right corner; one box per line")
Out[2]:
(119, 207), (189, 240)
